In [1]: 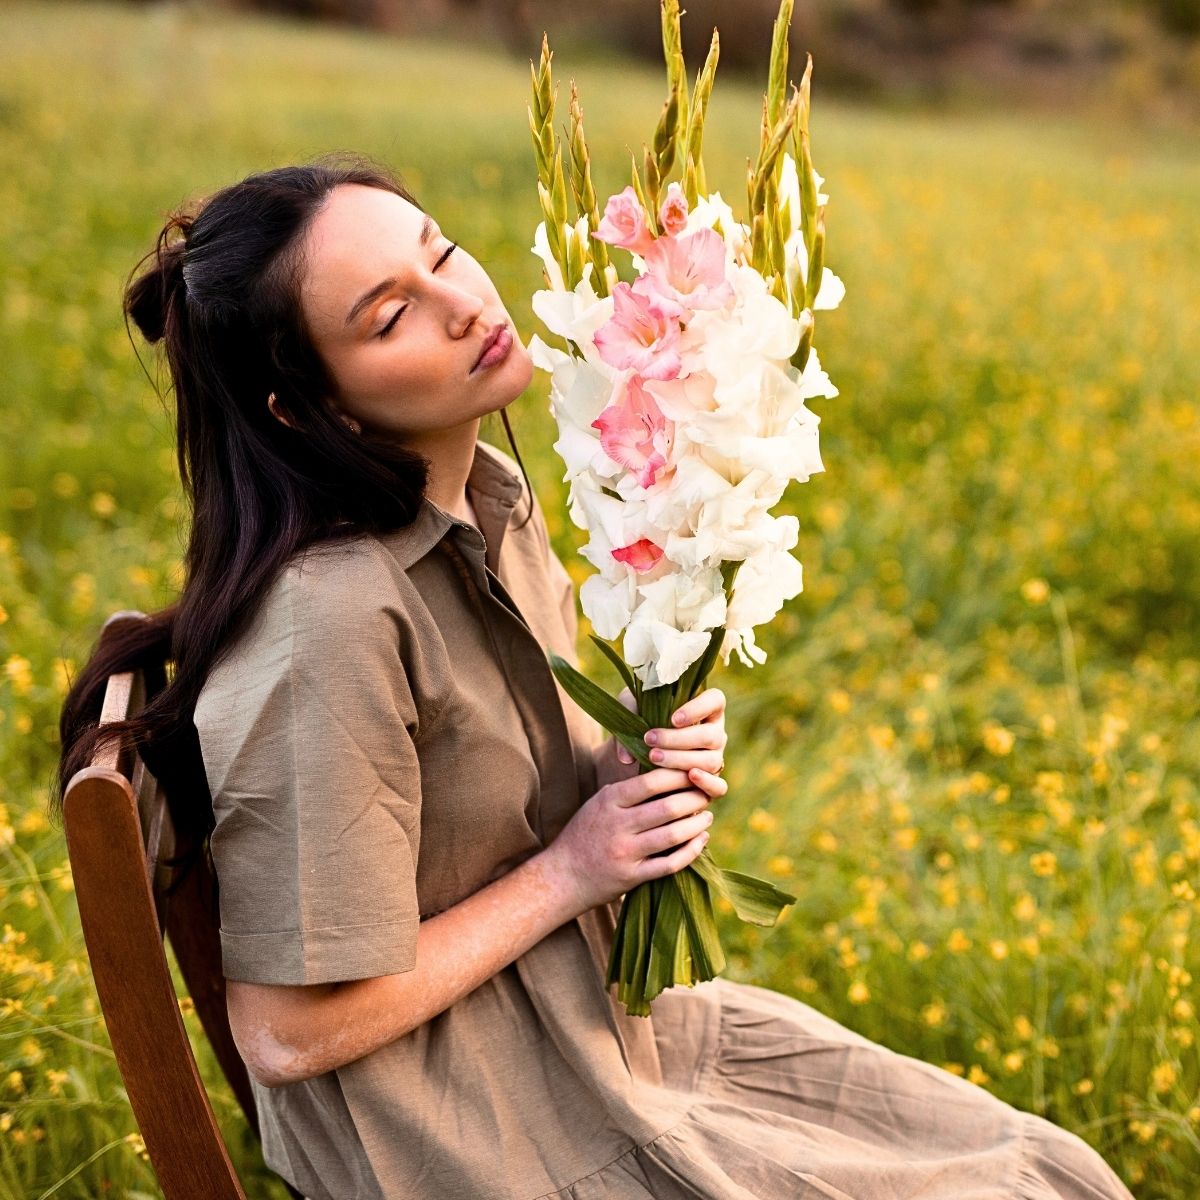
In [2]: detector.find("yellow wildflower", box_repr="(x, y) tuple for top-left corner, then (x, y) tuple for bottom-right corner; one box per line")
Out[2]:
(907, 940), (931, 962)
(1021, 578), (1049, 604)
(748, 808), (777, 834)
(981, 723), (1014, 755)
(1030, 851), (1057, 877)
(3, 656), (34, 696)
(1151, 1061), (1178, 1093)
(813, 829), (838, 853)
(946, 928), (971, 953)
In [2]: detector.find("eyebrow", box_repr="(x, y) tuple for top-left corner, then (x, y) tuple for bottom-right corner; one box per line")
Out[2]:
(344, 214), (437, 329)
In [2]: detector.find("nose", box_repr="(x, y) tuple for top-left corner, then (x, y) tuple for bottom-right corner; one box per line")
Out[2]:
(434, 276), (484, 338)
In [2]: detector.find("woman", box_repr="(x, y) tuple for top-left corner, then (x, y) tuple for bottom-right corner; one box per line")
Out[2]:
(55, 155), (1134, 1200)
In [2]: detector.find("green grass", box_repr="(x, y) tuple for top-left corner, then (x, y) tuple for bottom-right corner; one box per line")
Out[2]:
(1, 1), (1198, 1195)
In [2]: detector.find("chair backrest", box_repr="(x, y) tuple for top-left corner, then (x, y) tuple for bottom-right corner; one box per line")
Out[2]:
(62, 610), (302, 1200)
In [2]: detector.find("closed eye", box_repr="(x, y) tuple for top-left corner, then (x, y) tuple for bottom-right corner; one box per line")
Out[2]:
(376, 242), (458, 339)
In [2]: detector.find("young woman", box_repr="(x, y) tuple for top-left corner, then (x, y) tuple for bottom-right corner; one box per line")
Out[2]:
(56, 156), (1133, 1200)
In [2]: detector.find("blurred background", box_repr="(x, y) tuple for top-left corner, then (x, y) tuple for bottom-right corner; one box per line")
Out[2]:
(226, 0), (1200, 120)
(1, 0), (1197, 1196)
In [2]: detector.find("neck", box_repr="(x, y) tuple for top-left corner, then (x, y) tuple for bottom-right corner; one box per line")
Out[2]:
(408, 419), (480, 526)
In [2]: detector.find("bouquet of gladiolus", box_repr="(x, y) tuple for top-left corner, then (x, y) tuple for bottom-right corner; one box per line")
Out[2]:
(527, 0), (845, 1017)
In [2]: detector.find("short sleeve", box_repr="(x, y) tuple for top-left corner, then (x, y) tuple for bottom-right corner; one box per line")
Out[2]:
(194, 543), (424, 986)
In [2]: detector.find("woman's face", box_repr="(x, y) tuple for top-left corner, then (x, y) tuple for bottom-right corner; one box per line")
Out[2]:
(295, 183), (534, 440)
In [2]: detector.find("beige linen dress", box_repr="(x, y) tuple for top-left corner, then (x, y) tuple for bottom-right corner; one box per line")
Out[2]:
(194, 438), (1134, 1200)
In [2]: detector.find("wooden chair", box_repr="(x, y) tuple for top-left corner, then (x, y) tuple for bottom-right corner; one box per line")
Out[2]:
(62, 610), (305, 1200)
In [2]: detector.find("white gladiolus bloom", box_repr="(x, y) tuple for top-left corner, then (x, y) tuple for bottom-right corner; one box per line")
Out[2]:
(579, 571), (639, 639)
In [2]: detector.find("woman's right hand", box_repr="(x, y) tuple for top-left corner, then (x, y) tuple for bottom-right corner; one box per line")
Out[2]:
(542, 768), (714, 916)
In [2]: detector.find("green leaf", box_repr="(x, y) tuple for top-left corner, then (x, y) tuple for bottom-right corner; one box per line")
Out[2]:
(690, 848), (796, 926)
(547, 651), (653, 763)
(675, 865), (726, 976)
(588, 633), (639, 697)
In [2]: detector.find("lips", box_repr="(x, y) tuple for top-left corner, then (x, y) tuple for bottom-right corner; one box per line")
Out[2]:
(471, 322), (506, 373)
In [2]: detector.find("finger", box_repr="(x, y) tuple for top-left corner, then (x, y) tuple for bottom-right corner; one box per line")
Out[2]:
(616, 743), (634, 765)
(629, 786), (710, 834)
(687, 766), (729, 799)
(637, 828), (710, 882)
(638, 806), (714, 857)
(645, 746), (724, 774)
(617, 687), (637, 714)
(645, 723), (727, 752)
(616, 767), (693, 807)
(670, 687), (725, 727)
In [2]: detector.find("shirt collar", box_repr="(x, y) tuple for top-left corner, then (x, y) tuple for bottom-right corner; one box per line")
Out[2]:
(375, 438), (524, 572)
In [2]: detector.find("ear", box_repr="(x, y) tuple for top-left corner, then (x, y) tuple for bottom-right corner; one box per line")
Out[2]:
(267, 392), (295, 430)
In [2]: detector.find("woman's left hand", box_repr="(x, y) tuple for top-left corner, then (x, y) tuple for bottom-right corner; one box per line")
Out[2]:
(593, 687), (728, 803)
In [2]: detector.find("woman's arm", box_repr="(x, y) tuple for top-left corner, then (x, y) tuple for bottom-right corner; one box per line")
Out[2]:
(227, 847), (583, 1088)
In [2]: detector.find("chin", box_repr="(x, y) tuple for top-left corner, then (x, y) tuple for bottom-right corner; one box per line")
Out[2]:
(500, 342), (536, 399)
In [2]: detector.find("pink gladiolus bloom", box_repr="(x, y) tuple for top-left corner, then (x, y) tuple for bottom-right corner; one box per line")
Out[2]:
(593, 186), (656, 257)
(592, 282), (683, 380)
(591, 376), (672, 488)
(659, 182), (689, 236)
(612, 538), (664, 573)
(632, 226), (734, 315)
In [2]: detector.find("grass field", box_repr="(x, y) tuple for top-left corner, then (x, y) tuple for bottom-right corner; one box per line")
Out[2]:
(1, 2), (1198, 1196)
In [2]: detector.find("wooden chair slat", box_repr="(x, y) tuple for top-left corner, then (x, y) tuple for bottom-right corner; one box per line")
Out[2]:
(63, 766), (246, 1199)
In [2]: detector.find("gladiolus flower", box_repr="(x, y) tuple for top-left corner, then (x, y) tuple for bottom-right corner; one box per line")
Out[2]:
(593, 185), (656, 257)
(591, 375), (672, 488)
(633, 226), (734, 316)
(592, 282), (684, 380)
(659, 182), (689, 236)
(612, 538), (664, 573)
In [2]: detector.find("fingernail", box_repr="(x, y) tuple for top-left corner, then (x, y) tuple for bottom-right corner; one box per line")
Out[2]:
(673, 710), (687, 725)
(644, 730), (658, 745)
(650, 748), (664, 764)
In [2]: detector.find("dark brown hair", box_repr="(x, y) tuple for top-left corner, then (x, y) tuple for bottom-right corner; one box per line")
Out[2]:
(51, 152), (534, 847)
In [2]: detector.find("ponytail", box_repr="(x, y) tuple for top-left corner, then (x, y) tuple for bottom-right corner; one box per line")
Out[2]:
(124, 211), (193, 346)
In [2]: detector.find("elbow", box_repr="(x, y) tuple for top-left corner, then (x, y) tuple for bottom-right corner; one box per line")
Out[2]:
(227, 978), (327, 1089)
(245, 1052), (295, 1090)
(229, 1017), (313, 1089)
(244, 1041), (333, 1089)
(238, 1037), (298, 1089)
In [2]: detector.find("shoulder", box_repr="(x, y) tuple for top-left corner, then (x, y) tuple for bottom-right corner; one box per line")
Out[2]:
(199, 537), (414, 701)
(279, 535), (402, 627)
